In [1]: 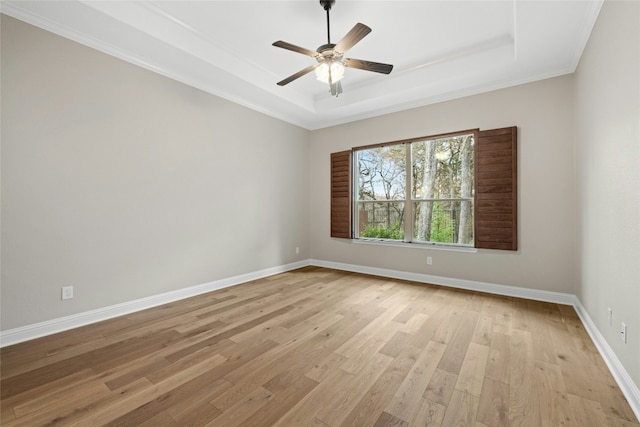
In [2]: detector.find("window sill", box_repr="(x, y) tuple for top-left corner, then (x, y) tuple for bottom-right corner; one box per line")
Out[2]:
(351, 238), (478, 253)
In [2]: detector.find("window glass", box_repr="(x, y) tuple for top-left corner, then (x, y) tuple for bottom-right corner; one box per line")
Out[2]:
(354, 133), (474, 246)
(356, 145), (406, 241)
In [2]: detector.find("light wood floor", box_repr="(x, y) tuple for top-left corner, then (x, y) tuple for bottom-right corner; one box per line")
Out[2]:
(1, 266), (638, 426)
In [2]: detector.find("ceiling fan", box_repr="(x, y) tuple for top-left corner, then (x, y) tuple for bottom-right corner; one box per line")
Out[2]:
(272, 0), (393, 97)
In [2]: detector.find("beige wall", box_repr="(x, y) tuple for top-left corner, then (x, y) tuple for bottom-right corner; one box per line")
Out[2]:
(1, 16), (310, 329)
(574, 1), (640, 388)
(309, 75), (576, 294)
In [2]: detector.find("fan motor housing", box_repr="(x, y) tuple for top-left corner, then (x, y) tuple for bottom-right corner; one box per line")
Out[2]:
(317, 43), (336, 54)
(320, 0), (335, 11)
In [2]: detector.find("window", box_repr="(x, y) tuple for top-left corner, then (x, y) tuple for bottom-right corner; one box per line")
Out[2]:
(331, 126), (517, 250)
(354, 132), (474, 246)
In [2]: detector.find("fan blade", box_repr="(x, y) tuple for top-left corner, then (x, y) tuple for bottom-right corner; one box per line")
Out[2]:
(334, 23), (371, 54)
(272, 41), (318, 57)
(344, 58), (393, 74)
(277, 64), (318, 86)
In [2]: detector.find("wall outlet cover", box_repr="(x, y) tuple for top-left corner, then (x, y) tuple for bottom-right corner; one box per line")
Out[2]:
(62, 286), (74, 300)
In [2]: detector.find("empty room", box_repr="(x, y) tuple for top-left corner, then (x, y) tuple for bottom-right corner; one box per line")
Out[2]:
(1, 1), (638, 426)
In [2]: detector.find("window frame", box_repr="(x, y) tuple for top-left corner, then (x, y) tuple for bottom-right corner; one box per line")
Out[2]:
(352, 129), (477, 247)
(330, 126), (517, 251)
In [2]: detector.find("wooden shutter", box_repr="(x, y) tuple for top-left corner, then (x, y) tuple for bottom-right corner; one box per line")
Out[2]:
(330, 150), (352, 238)
(474, 127), (517, 250)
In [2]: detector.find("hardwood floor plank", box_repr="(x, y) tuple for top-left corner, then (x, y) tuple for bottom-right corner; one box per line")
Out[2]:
(454, 342), (490, 397)
(598, 381), (640, 423)
(165, 378), (232, 420)
(437, 311), (479, 374)
(339, 345), (423, 427)
(393, 305), (419, 324)
(269, 310), (345, 345)
(423, 367), (458, 407)
(405, 303), (450, 349)
(147, 345), (226, 383)
(385, 340), (447, 422)
(204, 386), (273, 427)
(379, 331), (411, 358)
(271, 366), (357, 426)
(485, 331), (510, 384)
(340, 329), (396, 375)
(0, 335), (106, 380)
(409, 398), (446, 427)
(170, 401), (221, 426)
(12, 376), (111, 419)
(471, 314), (493, 346)
(568, 393), (610, 427)
(316, 352), (393, 426)
(529, 307), (559, 364)
(534, 359), (576, 426)
(1, 329), (182, 400)
(431, 307), (463, 346)
(305, 351), (348, 382)
(0, 267), (636, 427)
(493, 309), (513, 335)
(212, 315), (369, 412)
(75, 340), (277, 426)
(243, 374), (318, 427)
(6, 378), (152, 427)
(512, 298), (532, 332)
(374, 411), (409, 427)
(334, 304), (407, 358)
(0, 368), (95, 422)
(509, 328), (542, 426)
(441, 389), (480, 426)
(221, 311), (346, 385)
(164, 305), (293, 362)
(476, 377), (510, 427)
(105, 357), (172, 390)
(138, 410), (180, 427)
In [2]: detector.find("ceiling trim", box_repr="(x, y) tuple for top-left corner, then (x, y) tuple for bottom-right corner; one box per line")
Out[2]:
(1, 1), (604, 131)
(568, 0), (604, 71)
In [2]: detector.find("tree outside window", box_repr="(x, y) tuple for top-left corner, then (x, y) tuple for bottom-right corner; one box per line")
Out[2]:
(355, 133), (474, 246)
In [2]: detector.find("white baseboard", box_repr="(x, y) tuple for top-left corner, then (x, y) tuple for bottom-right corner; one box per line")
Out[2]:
(310, 259), (577, 305)
(572, 299), (640, 422)
(0, 260), (310, 348)
(310, 259), (640, 422)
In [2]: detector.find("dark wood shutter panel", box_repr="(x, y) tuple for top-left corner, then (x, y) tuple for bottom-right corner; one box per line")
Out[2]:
(475, 127), (517, 250)
(330, 150), (352, 238)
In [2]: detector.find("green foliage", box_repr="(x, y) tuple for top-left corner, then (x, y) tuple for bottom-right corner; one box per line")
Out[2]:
(430, 203), (454, 243)
(362, 222), (404, 240)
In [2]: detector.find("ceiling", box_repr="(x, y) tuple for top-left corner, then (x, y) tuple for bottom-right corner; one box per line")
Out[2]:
(2, 1), (603, 130)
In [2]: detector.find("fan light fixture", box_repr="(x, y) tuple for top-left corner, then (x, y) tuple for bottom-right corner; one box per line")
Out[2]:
(315, 60), (345, 84)
(272, 0), (393, 97)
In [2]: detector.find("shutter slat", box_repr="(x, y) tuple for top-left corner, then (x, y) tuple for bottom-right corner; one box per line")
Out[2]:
(476, 192), (513, 200)
(477, 156), (512, 166)
(478, 185), (514, 194)
(477, 140), (513, 151)
(476, 163), (512, 173)
(476, 177), (512, 186)
(477, 170), (512, 180)
(330, 151), (352, 239)
(474, 127), (517, 250)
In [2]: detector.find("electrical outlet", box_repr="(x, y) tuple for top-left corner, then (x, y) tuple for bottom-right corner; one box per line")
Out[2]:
(620, 322), (627, 343)
(61, 286), (74, 300)
(427, 256), (433, 265)
(608, 307), (613, 326)
(295, 247), (300, 254)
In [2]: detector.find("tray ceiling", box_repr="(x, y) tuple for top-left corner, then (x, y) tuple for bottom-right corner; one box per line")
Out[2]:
(1, 1), (603, 130)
